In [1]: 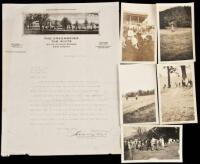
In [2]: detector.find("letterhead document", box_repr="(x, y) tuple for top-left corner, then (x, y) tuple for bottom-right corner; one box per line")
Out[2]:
(2, 3), (120, 156)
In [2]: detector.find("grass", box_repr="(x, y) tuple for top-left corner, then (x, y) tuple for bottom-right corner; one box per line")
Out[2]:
(122, 95), (156, 123)
(24, 29), (99, 34)
(123, 103), (156, 123)
(160, 28), (193, 61)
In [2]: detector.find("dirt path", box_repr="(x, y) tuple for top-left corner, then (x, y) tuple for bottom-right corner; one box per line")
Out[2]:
(161, 87), (195, 122)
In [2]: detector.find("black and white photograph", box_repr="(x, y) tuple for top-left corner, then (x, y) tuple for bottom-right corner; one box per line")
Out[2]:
(121, 3), (157, 63)
(157, 3), (195, 62)
(157, 63), (197, 124)
(121, 125), (183, 163)
(119, 64), (158, 124)
(24, 13), (99, 34)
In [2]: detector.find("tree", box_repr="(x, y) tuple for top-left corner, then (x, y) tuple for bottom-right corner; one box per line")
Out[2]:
(159, 6), (192, 29)
(181, 65), (187, 80)
(74, 20), (79, 30)
(137, 127), (143, 139)
(164, 66), (177, 88)
(136, 127), (147, 141)
(149, 127), (179, 141)
(24, 14), (34, 29)
(138, 90), (142, 96)
(167, 66), (171, 88)
(54, 20), (58, 30)
(61, 17), (71, 30)
(84, 19), (88, 29)
(33, 14), (49, 31)
(90, 22), (94, 30)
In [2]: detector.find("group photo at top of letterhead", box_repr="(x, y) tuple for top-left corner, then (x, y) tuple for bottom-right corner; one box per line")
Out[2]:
(0, 0), (200, 164)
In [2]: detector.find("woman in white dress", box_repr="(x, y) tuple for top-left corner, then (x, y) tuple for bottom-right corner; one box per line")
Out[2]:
(127, 25), (138, 49)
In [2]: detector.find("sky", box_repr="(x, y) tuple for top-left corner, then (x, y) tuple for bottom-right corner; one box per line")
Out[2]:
(123, 126), (153, 138)
(159, 64), (192, 77)
(48, 13), (99, 24)
(119, 64), (156, 95)
(159, 65), (192, 87)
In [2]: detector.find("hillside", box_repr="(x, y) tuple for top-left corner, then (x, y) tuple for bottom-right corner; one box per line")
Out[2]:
(159, 6), (192, 29)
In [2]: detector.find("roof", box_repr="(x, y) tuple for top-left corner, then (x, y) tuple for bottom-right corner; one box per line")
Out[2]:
(123, 12), (148, 23)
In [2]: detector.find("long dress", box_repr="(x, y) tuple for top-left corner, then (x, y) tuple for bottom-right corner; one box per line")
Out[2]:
(161, 138), (165, 148)
(127, 29), (138, 49)
(171, 24), (175, 32)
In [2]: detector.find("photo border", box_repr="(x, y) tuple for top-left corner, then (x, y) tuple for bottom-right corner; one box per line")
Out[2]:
(118, 63), (159, 125)
(121, 124), (183, 163)
(120, 3), (157, 64)
(157, 62), (198, 124)
(157, 2), (196, 63)
(22, 11), (100, 35)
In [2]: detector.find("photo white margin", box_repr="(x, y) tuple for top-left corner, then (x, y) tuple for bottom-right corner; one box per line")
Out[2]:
(157, 62), (198, 124)
(121, 124), (183, 163)
(120, 3), (157, 64)
(118, 63), (159, 125)
(157, 2), (196, 63)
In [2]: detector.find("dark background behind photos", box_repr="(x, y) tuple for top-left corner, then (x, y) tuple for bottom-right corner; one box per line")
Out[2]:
(0, 0), (199, 163)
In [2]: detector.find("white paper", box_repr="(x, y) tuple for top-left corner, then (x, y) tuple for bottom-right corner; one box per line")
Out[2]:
(2, 2), (120, 156)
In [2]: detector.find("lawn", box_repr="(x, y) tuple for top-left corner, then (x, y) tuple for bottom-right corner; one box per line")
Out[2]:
(160, 28), (193, 61)
(24, 29), (99, 34)
(122, 95), (156, 123)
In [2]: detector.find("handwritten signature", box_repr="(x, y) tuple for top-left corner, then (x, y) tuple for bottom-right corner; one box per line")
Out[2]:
(71, 130), (108, 138)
